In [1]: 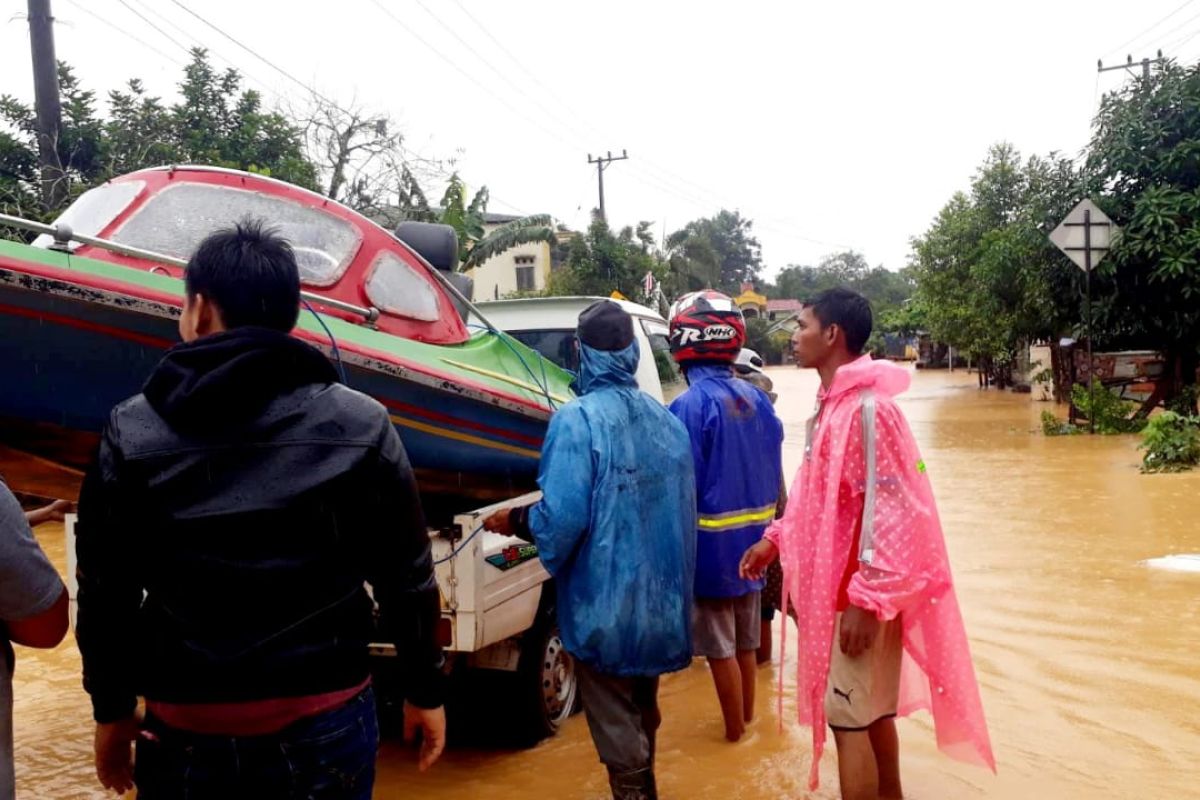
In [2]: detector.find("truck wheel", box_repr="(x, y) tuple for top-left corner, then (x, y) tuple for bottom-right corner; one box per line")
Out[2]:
(514, 613), (578, 742)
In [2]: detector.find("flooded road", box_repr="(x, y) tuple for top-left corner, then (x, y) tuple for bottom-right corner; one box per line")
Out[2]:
(11, 366), (1200, 798)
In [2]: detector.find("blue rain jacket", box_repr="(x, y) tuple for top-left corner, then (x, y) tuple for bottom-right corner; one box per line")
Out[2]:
(669, 365), (784, 599)
(528, 340), (696, 676)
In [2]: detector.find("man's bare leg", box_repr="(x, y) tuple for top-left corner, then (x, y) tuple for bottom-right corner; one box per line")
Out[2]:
(736, 649), (757, 723)
(757, 619), (772, 664)
(832, 728), (878, 800)
(707, 656), (745, 741)
(869, 717), (902, 799)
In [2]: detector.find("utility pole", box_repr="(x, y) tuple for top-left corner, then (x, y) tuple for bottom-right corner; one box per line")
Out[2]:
(587, 150), (628, 224)
(27, 0), (66, 210)
(1098, 50), (1164, 81)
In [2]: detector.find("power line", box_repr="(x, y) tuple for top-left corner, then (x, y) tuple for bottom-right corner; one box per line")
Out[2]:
(123, 0), (203, 48)
(435, 2), (846, 248)
(1103, 0), (1196, 58)
(60, 0), (186, 68)
(120, 0), (275, 93)
(114, 0), (190, 54)
(166, 0), (340, 109)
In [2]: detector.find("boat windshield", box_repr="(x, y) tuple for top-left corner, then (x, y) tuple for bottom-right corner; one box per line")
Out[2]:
(109, 182), (362, 286)
(32, 181), (145, 251)
(364, 250), (441, 321)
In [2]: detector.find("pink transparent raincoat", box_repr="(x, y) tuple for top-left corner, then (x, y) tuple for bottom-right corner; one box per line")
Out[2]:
(764, 355), (995, 790)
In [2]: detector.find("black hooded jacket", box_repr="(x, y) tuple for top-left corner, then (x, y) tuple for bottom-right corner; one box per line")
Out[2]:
(75, 327), (444, 723)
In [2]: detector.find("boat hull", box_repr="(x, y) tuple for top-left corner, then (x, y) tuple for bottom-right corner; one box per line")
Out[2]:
(0, 272), (547, 517)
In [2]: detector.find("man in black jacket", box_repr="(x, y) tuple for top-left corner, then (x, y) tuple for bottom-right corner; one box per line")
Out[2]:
(76, 220), (445, 799)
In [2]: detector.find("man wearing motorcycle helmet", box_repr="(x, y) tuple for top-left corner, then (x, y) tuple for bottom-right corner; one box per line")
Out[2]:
(667, 291), (784, 742)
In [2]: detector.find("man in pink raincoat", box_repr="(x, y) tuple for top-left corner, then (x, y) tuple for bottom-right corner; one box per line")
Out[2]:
(740, 288), (994, 798)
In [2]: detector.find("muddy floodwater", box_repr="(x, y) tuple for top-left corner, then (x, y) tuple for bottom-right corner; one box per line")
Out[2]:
(11, 367), (1200, 798)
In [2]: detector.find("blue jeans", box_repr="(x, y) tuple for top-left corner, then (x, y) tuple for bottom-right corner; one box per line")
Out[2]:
(134, 687), (378, 800)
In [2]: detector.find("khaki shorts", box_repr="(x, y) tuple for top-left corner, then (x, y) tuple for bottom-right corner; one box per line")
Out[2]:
(824, 612), (902, 731)
(692, 592), (761, 659)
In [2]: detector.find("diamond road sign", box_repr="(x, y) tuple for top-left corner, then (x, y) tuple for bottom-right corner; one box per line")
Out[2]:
(1049, 199), (1119, 272)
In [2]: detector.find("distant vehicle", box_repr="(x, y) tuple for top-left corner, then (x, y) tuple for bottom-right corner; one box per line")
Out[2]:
(474, 295), (686, 403)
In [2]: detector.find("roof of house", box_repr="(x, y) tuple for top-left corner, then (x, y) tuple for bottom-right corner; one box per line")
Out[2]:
(767, 298), (804, 312)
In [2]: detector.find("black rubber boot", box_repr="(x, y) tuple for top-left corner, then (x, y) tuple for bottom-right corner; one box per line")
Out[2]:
(608, 767), (657, 800)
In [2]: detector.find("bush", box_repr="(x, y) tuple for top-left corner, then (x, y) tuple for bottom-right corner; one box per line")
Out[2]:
(1140, 411), (1200, 473)
(744, 318), (783, 364)
(1070, 381), (1146, 434)
(1041, 410), (1079, 436)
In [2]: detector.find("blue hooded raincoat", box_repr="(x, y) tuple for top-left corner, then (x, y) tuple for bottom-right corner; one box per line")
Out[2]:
(527, 339), (696, 676)
(670, 364), (784, 599)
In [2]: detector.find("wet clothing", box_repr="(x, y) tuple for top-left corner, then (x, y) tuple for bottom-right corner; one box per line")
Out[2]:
(669, 365), (783, 599)
(515, 339), (696, 677)
(765, 355), (995, 789)
(135, 685), (379, 800)
(76, 327), (445, 731)
(0, 481), (65, 800)
(576, 662), (660, 776)
(691, 592), (761, 659)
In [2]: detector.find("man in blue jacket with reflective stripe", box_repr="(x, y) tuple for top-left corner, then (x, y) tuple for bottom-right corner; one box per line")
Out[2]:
(667, 290), (784, 742)
(484, 300), (695, 800)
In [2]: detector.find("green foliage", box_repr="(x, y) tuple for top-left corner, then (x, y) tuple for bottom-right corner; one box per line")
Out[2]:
(1087, 61), (1200, 362)
(1041, 410), (1080, 436)
(664, 210), (762, 294)
(909, 144), (1084, 371)
(0, 50), (318, 219)
(744, 318), (783, 364)
(1140, 411), (1200, 473)
(1166, 383), (1199, 416)
(548, 214), (658, 299)
(1070, 381), (1147, 434)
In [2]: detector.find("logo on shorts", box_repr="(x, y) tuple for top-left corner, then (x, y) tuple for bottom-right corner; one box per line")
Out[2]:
(832, 687), (854, 705)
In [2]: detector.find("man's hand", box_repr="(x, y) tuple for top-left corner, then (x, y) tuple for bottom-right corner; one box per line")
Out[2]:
(94, 715), (139, 794)
(403, 702), (446, 772)
(26, 499), (73, 527)
(738, 539), (779, 581)
(482, 509), (513, 537)
(839, 604), (880, 658)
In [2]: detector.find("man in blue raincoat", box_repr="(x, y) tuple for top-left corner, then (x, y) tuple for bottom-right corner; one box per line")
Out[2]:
(484, 300), (695, 800)
(667, 291), (784, 743)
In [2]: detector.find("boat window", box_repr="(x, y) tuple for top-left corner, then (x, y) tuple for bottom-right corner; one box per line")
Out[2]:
(364, 251), (441, 321)
(32, 181), (145, 250)
(110, 182), (361, 286)
(641, 319), (685, 400)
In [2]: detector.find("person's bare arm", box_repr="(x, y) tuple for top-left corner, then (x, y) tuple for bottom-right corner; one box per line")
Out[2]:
(7, 586), (68, 648)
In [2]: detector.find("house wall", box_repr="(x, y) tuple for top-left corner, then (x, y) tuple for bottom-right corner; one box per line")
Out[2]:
(469, 240), (552, 300)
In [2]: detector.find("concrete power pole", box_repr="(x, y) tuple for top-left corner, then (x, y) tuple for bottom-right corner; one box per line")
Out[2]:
(587, 150), (628, 225)
(27, 0), (66, 210)
(1097, 50), (1164, 82)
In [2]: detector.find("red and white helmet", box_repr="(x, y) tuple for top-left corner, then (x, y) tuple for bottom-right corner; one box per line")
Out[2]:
(668, 290), (746, 365)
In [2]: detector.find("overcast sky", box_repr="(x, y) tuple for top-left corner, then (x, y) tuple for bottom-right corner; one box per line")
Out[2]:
(4, 0), (1198, 280)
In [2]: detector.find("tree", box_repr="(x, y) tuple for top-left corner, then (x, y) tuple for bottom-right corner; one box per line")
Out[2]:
(1086, 59), (1200, 397)
(549, 212), (658, 298)
(423, 173), (556, 272)
(666, 209), (763, 292)
(0, 50), (319, 222)
(297, 96), (406, 212)
(909, 143), (1084, 386)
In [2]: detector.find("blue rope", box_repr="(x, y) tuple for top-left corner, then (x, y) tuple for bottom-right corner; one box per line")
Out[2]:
(303, 300), (349, 385)
(467, 323), (558, 410)
(433, 523), (484, 565)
